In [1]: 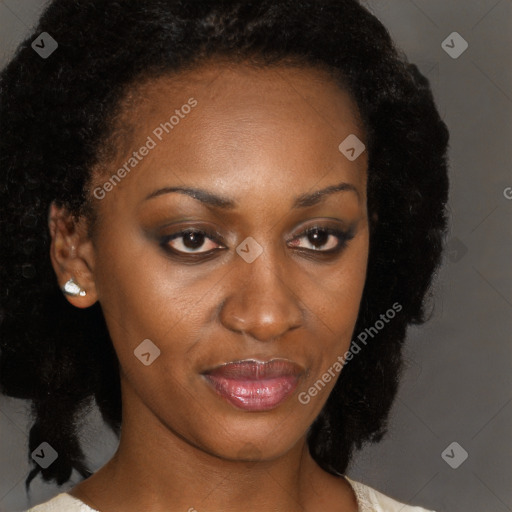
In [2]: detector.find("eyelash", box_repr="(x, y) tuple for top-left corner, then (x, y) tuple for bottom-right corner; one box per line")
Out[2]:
(159, 225), (355, 260)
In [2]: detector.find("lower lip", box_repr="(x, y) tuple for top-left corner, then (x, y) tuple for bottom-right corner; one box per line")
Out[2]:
(203, 375), (299, 411)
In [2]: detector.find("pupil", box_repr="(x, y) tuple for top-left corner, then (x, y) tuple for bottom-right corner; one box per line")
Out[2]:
(309, 229), (328, 248)
(183, 231), (205, 249)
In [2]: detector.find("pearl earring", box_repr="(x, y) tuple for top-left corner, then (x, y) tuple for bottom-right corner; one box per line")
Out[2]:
(62, 277), (87, 297)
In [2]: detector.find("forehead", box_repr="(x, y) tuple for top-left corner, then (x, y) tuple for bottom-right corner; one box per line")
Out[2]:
(103, 60), (364, 153)
(129, 61), (363, 134)
(91, 61), (367, 212)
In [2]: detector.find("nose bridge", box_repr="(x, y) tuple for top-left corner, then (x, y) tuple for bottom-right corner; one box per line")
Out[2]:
(219, 247), (303, 342)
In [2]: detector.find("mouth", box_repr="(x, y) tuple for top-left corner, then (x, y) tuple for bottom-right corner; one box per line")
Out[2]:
(201, 358), (304, 412)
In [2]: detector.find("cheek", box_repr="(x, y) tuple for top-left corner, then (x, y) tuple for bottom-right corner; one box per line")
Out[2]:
(92, 237), (213, 425)
(91, 222), (197, 358)
(302, 231), (369, 367)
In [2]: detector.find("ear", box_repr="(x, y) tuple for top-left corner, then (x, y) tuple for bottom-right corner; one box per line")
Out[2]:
(48, 201), (98, 308)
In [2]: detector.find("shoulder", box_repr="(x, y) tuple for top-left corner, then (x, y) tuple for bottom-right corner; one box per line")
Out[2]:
(25, 478), (436, 512)
(25, 493), (99, 512)
(344, 476), (437, 512)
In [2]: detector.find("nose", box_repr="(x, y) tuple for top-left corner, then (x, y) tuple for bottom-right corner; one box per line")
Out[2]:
(219, 254), (304, 342)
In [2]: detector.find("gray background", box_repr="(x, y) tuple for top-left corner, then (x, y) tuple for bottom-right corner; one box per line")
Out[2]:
(0, 1), (511, 510)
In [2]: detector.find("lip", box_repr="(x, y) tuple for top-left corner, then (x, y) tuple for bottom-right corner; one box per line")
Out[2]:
(202, 358), (303, 412)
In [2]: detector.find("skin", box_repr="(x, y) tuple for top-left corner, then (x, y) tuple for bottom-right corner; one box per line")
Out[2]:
(48, 61), (370, 512)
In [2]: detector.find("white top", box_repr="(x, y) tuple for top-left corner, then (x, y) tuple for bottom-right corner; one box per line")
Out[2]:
(25, 476), (435, 511)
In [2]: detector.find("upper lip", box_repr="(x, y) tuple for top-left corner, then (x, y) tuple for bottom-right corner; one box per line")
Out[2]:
(202, 358), (304, 380)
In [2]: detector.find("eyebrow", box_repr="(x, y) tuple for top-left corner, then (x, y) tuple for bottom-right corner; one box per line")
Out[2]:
(144, 181), (359, 209)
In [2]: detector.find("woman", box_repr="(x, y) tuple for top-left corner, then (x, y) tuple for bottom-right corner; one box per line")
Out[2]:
(0, 0), (449, 510)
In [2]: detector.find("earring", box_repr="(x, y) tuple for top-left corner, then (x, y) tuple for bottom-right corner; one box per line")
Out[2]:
(62, 277), (87, 297)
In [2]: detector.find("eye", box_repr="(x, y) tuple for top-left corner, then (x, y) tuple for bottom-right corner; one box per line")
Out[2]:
(161, 229), (224, 255)
(288, 226), (353, 253)
(159, 224), (354, 259)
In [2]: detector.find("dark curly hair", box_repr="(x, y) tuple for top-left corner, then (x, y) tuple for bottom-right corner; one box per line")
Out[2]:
(0, 0), (450, 495)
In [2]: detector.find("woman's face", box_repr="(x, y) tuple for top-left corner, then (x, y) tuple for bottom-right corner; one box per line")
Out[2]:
(84, 62), (369, 461)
